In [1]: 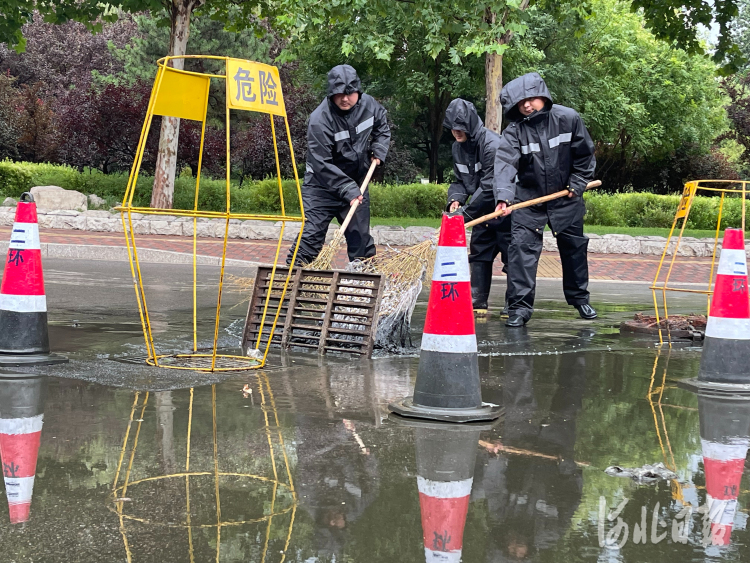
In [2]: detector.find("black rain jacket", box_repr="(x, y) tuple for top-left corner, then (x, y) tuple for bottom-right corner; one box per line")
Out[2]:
(493, 73), (596, 234)
(443, 99), (501, 221)
(304, 65), (391, 202)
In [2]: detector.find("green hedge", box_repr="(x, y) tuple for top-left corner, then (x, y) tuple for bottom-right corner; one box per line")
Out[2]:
(0, 161), (448, 217)
(1, 161), (748, 229)
(582, 192), (747, 231)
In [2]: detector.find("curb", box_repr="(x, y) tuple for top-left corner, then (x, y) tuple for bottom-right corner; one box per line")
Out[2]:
(0, 241), (260, 270)
(0, 207), (734, 257)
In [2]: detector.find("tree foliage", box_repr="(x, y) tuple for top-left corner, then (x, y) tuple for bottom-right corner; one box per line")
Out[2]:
(504, 0), (729, 191)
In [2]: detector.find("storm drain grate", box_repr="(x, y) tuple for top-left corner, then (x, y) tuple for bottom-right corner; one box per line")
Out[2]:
(241, 266), (384, 358)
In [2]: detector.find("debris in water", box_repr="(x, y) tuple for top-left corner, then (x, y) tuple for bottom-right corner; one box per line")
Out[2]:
(620, 313), (706, 340)
(246, 348), (263, 360)
(605, 462), (678, 483)
(242, 384), (252, 398)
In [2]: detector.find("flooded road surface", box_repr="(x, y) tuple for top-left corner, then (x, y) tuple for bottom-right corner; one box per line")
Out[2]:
(0, 260), (748, 562)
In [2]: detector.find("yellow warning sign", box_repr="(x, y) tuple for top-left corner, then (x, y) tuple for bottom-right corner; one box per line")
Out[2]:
(226, 59), (286, 117)
(152, 66), (211, 122)
(675, 182), (696, 219)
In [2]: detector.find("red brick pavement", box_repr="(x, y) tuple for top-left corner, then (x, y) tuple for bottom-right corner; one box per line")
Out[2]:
(0, 226), (715, 284)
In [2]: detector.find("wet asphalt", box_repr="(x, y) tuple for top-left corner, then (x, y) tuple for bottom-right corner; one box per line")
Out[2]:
(0, 259), (748, 562)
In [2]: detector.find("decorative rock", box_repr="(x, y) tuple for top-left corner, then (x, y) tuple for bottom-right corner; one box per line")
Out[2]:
(0, 208), (14, 226)
(84, 210), (112, 218)
(640, 241), (668, 256)
(149, 220), (184, 236)
(542, 236), (558, 252)
(38, 213), (87, 230)
(376, 226), (410, 246)
(88, 194), (107, 209)
(30, 186), (87, 211)
(603, 234), (640, 254)
(281, 224), (303, 241)
(587, 237), (608, 253)
(86, 216), (122, 233)
(406, 226), (436, 243)
(2, 197), (16, 207)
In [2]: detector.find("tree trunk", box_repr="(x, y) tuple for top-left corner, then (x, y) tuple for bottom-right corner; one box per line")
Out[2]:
(151, 1), (194, 209)
(485, 52), (503, 133)
(484, 2), (529, 133)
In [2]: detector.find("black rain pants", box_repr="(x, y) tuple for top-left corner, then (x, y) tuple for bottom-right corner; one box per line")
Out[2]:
(507, 208), (589, 321)
(468, 216), (511, 270)
(287, 185), (376, 266)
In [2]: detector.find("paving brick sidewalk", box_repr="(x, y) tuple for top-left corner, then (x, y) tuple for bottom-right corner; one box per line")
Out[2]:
(0, 226), (714, 284)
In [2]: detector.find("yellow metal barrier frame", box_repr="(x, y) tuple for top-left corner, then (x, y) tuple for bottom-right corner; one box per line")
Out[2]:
(112, 375), (296, 562)
(651, 179), (748, 346)
(116, 56), (305, 371)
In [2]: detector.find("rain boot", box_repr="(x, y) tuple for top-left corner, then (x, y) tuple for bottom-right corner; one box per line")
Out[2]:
(471, 262), (493, 316)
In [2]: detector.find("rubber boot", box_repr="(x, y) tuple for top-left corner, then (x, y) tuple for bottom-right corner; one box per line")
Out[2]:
(471, 262), (493, 316)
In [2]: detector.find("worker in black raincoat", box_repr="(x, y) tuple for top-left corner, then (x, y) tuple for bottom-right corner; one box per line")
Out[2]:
(493, 73), (597, 327)
(444, 98), (511, 316)
(287, 65), (391, 266)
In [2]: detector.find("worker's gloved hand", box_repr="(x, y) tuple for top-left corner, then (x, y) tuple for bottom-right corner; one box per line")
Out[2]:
(495, 201), (510, 216)
(449, 201), (461, 212)
(568, 182), (586, 198)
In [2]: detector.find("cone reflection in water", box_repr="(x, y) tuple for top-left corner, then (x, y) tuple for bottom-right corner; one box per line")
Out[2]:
(414, 424), (480, 562)
(390, 213), (500, 422)
(0, 375), (46, 524)
(698, 394), (750, 546)
(699, 228), (750, 384)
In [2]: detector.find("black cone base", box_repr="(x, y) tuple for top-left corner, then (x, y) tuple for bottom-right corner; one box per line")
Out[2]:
(389, 397), (502, 423)
(699, 336), (750, 385)
(677, 377), (750, 397)
(0, 352), (68, 369)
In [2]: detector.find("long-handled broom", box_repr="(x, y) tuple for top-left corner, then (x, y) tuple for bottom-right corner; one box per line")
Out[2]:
(306, 160), (379, 270)
(351, 180), (602, 349)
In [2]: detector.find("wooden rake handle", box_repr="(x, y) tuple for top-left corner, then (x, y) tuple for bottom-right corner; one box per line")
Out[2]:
(464, 180), (602, 229)
(337, 159), (379, 234)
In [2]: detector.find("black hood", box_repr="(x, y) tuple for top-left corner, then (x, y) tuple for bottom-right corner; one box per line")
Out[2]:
(327, 64), (362, 98)
(443, 99), (484, 143)
(500, 72), (553, 123)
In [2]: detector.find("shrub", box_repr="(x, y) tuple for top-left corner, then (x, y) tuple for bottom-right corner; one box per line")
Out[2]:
(369, 183), (448, 218)
(0, 161), (33, 197)
(583, 192), (748, 230)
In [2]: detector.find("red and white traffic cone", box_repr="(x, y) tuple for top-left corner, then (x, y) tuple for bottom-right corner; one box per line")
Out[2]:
(698, 228), (750, 385)
(390, 213), (500, 422)
(0, 192), (66, 367)
(415, 424), (480, 563)
(0, 375), (46, 524)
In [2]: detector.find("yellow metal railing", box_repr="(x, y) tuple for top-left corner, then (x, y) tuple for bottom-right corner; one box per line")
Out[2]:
(112, 375), (296, 562)
(651, 180), (748, 345)
(117, 56), (305, 371)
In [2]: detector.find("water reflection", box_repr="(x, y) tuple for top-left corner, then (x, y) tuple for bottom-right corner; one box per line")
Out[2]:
(697, 394), (750, 546)
(473, 351), (586, 560)
(111, 374), (296, 562)
(413, 422), (482, 562)
(0, 375), (46, 524)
